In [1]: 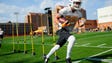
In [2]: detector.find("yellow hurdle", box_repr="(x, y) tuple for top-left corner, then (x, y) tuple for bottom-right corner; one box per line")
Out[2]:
(12, 23), (15, 52)
(40, 14), (46, 57)
(24, 22), (27, 54)
(29, 15), (35, 55)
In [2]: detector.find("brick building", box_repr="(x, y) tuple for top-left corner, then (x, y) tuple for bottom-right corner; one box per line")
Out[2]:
(97, 6), (112, 31)
(26, 12), (53, 34)
(85, 20), (98, 29)
(0, 23), (30, 36)
(26, 12), (48, 30)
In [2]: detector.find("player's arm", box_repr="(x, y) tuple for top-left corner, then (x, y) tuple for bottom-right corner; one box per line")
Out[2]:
(56, 14), (70, 27)
(55, 7), (71, 28)
(56, 7), (69, 23)
(56, 14), (66, 23)
(61, 21), (70, 27)
(78, 18), (86, 27)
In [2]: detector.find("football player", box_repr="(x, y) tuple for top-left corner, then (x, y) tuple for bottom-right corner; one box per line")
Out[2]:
(44, 0), (85, 63)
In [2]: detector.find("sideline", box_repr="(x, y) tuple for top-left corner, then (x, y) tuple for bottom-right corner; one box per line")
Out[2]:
(72, 49), (112, 63)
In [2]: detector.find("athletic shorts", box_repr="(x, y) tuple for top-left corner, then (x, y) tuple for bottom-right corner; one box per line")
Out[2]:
(56, 28), (71, 47)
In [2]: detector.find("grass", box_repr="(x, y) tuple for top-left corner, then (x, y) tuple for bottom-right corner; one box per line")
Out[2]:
(0, 31), (112, 63)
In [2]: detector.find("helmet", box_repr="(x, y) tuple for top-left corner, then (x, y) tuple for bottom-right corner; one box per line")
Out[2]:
(70, 0), (82, 10)
(71, 0), (81, 2)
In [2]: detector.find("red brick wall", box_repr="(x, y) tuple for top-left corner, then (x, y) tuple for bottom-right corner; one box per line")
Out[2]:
(85, 20), (98, 29)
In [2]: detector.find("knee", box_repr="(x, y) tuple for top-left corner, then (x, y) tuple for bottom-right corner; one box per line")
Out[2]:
(55, 45), (60, 50)
(72, 35), (76, 41)
(67, 35), (76, 42)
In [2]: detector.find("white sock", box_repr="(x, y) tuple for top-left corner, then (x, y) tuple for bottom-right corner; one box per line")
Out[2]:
(66, 35), (76, 59)
(46, 45), (60, 58)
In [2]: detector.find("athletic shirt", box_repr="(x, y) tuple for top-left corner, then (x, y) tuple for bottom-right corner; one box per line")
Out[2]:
(58, 6), (83, 32)
(59, 6), (82, 18)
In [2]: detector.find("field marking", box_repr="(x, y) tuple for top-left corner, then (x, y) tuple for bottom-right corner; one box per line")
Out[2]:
(75, 45), (112, 48)
(3, 42), (112, 62)
(101, 59), (112, 63)
(75, 43), (78, 44)
(96, 43), (106, 47)
(4, 42), (112, 49)
(73, 49), (112, 63)
(81, 43), (90, 46)
(89, 49), (112, 57)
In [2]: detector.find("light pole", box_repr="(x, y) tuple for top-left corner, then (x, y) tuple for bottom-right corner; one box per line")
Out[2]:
(14, 12), (19, 36)
(44, 7), (51, 35)
(14, 12), (20, 52)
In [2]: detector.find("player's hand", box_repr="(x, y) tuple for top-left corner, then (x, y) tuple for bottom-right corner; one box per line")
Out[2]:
(79, 18), (86, 27)
(58, 18), (66, 23)
(62, 21), (70, 27)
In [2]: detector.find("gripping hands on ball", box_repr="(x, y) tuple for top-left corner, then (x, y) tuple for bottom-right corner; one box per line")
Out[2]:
(62, 21), (70, 27)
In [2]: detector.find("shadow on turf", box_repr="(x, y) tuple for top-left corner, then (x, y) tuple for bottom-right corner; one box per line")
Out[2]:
(10, 60), (44, 63)
(5, 57), (44, 63)
(86, 53), (112, 63)
(1, 52), (112, 63)
(73, 53), (112, 63)
(33, 60), (44, 63)
(0, 50), (30, 56)
(53, 53), (112, 63)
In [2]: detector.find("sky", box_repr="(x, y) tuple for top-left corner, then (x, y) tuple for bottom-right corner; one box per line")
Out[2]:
(0, 0), (112, 23)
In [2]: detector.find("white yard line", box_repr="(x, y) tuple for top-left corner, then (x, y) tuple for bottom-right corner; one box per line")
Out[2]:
(75, 43), (78, 44)
(73, 49), (112, 63)
(72, 60), (82, 63)
(89, 49), (112, 57)
(101, 59), (112, 63)
(81, 43), (90, 46)
(75, 45), (112, 48)
(96, 43), (106, 47)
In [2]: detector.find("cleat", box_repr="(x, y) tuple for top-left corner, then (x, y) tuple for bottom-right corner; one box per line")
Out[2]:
(66, 58), (72, 63)
(44, 58), (49, 63)
(43, 54), (46, 59)
(44, 56), (49, 63)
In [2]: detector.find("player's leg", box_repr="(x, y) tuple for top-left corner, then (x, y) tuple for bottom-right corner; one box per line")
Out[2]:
(66, 35), (76, 63)
(44, 45), (60, 63)
(46, 45), (60, 58)
(45, 34), (67, 63)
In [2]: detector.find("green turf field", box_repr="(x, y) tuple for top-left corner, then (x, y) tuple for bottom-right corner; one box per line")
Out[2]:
(0, 31), (112, 63)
